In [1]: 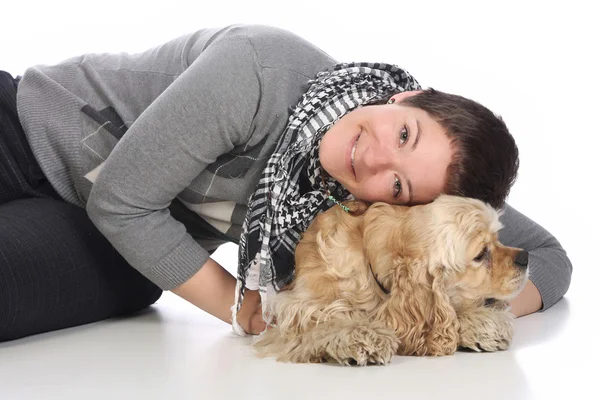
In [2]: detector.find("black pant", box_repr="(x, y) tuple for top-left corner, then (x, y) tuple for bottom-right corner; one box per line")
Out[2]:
(0, 71), (162, 342)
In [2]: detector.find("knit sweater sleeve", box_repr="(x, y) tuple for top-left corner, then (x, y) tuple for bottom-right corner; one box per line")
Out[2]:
(498, 203), (572, 311)
(86, 37), (261, 290)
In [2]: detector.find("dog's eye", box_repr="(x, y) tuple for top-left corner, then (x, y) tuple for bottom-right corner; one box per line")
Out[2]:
(474, 249), (488, 263)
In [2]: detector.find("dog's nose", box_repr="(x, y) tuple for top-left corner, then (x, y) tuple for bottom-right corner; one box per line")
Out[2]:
(514, 250), (529, 269)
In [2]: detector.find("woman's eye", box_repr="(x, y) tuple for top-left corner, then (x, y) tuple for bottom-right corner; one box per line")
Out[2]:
(393, 176), (402, 198)
(399, 125), (409, 145)
(474, 249), (488, 262)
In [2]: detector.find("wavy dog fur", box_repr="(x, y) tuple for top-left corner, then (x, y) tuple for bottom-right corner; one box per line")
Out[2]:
(253, 195), (529, 365)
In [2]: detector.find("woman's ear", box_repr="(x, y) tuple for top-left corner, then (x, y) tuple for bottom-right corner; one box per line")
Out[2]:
(375, 258), (459, 356)
(389, 90), (423, 104)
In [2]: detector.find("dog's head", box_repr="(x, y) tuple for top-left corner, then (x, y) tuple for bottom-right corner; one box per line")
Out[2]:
(365, 194), (528, 355)
(364, 194), (528, 304)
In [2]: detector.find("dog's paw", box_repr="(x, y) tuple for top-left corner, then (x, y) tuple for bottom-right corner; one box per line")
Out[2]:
(324, 323), (400, 366)
(458, 309), (514, 353)
(459, 331), (511, 352)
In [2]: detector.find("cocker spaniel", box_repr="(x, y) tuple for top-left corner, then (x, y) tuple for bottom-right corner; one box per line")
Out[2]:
(252, 195), (529, 365)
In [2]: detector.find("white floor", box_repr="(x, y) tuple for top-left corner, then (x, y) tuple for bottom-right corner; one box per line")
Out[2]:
(0, 244), (596, 400)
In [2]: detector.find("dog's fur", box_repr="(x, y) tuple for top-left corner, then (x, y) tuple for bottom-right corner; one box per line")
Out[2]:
(252, 195), (529, 365)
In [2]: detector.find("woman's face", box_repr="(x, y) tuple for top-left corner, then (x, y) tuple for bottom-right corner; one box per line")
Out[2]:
(319, 91), (453, 206)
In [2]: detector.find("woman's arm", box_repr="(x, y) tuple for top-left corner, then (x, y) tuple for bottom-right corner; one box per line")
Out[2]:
(171, 258), (266, 334)
(86, 37), (261, 292)
(498, 203), (573, 316)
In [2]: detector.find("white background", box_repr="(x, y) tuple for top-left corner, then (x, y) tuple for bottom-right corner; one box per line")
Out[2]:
(0, 1), (597, 399)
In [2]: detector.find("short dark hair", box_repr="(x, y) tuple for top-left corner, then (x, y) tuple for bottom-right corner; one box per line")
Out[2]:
(400, 88), (519, 209)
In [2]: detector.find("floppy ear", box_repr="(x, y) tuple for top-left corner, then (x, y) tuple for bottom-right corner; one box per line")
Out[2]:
(375, 257), (459, 356)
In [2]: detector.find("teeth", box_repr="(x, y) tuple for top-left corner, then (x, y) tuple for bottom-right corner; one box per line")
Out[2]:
(351, 134), (359, 175)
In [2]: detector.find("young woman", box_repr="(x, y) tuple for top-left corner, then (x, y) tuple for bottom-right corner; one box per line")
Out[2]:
(0, 24), (571, 341)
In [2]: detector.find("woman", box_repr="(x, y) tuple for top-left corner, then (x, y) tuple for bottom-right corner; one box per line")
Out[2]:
(0, 25), (571, 341)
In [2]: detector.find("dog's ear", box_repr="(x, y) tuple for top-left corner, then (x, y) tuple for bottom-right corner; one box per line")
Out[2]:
(362, 202), (410, 286)
(375, 257), (459, 356)
(426, 265), (460, 355)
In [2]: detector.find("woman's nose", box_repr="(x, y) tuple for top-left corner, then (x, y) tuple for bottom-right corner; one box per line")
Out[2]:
(362, 142), (394, 172)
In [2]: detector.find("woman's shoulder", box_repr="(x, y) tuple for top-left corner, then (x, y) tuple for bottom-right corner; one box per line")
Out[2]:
(205, 24), (337, 78)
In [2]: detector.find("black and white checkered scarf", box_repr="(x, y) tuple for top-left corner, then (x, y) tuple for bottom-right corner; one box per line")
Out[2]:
(232, 62), (420, 334)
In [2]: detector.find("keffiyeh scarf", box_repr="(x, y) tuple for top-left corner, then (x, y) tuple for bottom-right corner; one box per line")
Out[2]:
(232, 62), (421, 334)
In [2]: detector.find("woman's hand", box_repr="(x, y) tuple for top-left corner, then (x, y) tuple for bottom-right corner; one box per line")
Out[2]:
(237, 289), (267, 334)
(170, 259), (268, 334)
(509, 279), (542, 317)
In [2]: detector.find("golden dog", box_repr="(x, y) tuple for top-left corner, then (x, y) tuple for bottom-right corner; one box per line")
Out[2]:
(253, 195), (529, 365)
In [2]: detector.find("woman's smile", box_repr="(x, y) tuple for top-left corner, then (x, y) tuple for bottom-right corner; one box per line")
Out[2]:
(349, 131), (360, 178)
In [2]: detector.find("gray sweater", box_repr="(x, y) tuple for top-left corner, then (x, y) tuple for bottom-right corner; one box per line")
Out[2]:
(16, 24), (571, 310)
